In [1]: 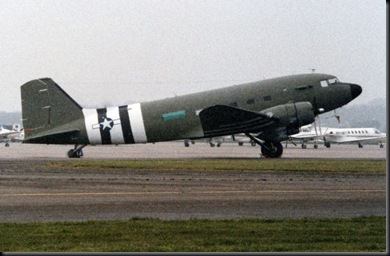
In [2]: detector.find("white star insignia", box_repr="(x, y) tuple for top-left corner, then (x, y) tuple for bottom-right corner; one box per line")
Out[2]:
(100, 118), (114, 131)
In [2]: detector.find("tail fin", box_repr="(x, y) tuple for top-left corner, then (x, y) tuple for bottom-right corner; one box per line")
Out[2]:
(21, 78), (86, 144)
(12, 123), (22, 132)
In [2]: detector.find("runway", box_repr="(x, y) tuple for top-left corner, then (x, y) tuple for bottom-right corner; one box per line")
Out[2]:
(0, 140), (387, 159)
(0, 142), (387, 222)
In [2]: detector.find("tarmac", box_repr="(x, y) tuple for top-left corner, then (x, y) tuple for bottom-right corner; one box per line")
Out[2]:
(0, 142), (387, 222)
(0, 140), (387, 159)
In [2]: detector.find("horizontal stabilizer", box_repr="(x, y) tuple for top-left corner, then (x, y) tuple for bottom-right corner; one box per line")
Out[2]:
(23, 129), (81, 144)
(199, 105), (277, 137)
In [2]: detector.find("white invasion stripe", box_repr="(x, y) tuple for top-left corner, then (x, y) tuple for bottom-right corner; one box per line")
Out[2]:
(82, 108), (101, 145)
(106, 106), (125, 144)
(128, 103), (147, 143)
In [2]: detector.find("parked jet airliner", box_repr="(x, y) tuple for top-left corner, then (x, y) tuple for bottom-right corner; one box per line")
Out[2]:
(20, 73), (362, 158)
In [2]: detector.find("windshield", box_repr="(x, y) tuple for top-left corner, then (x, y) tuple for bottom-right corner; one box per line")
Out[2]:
(320, 77), (339, 87)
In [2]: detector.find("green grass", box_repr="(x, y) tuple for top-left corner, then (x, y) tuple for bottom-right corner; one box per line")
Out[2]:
(0, 216), (385, 252)
(47, 159), (386, 173)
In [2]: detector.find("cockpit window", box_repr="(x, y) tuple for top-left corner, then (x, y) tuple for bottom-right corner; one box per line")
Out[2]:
(320, 77), (339, 87)
(328, 78), (339, 84)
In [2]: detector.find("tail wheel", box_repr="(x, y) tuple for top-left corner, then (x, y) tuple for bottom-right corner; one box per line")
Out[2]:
(67, 144), (86, 158)
(261, 141), (283, 158)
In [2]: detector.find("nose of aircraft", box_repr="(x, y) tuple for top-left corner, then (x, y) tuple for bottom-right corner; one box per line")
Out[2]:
(350, 84), (362, 100)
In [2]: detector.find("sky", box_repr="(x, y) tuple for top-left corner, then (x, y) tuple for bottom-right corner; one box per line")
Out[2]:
(0, 0), (386, 112)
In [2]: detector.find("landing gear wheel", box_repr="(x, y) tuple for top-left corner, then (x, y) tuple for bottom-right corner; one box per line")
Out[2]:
(67, 144), (86, 158)
(5, 142), (9, 147)
(314, 144), (318, 149)
(67, 149), (83, 158)
(261, 141), (283, 158)
(301, 144), (307, 149)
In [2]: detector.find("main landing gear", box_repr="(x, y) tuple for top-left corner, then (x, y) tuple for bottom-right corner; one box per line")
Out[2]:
(260, 141), (283, 158)
(245, 133), (283, 158)
(67, 144), (87, 158)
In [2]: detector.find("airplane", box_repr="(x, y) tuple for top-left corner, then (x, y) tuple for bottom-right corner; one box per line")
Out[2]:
(288, 124), (386, 148)
(0, 124), (23, 147)
(184, 136), (232, 147)
(288, 123), (326, 149)
(194, 137), (225, 147)
(232, 133), (257, 146)
(20, 73), (362, 158)
(184, 134), (257, 147)
(323, 127), (386, 148)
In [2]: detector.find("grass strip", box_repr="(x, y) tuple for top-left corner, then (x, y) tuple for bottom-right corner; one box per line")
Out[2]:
(0, 216), (385, 252)
(47, 159), (386, 173)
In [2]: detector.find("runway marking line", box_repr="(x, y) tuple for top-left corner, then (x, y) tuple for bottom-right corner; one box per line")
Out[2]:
(1, 189), (385, 197)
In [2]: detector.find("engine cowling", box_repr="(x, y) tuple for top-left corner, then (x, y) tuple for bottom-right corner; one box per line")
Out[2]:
(258, 102), (315, 142)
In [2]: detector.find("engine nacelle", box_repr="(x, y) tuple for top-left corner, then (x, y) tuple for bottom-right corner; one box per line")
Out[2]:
(258, 102), (315, 142)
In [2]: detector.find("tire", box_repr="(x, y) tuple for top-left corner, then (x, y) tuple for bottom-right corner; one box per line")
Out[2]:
(261, 142), (283, 158)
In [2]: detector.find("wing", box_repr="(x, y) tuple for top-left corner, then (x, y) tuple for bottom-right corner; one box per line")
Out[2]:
(0, 130), (19, 139)
(199, 105), (277, 137)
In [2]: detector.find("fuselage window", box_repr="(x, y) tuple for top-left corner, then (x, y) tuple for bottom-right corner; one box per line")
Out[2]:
(162, 110), (187, 121)
(247, 98), (255, 105)
(263, 95), (271, 101)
